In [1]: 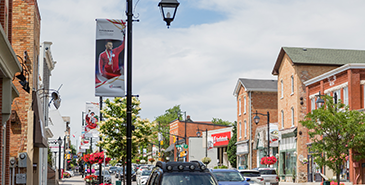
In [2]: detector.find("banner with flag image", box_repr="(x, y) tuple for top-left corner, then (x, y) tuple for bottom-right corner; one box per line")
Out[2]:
(95, 19), (126, 97)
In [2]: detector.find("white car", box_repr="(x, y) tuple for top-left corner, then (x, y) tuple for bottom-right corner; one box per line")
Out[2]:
(137, 170), (151, 185)
(239, 169), (264, 185)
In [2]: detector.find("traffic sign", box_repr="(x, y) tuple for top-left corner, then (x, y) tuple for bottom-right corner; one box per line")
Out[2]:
(183, 144), (188, 149)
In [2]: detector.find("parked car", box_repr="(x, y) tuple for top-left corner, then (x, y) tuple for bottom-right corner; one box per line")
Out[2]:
(239, 170), (264, 185)
(256, 168), (279, 185)
(137, 170), (151, 185)
(95, 170), (112, 184)
(109, 166), (119, 175)
(211, 169), (250, 185)
(146, 161), (218, 185)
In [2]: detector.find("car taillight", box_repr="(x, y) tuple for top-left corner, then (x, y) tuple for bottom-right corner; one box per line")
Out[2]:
(276, 177), (279, 181)
(260, 178), (264, 181)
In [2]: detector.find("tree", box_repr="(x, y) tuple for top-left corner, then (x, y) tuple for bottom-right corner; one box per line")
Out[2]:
(212, 118), (234, 126)
(227, 122), (237, 168)
(152, 105), (181, 150)
(300, 95), (365, 185)
(97, 97), (156, 173)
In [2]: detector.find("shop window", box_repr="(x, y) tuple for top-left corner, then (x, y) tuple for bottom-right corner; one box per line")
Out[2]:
(238, 155), (248, 169)
(284, 151), (297, 175)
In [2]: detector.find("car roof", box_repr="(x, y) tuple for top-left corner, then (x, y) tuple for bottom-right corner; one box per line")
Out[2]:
(238, 170), (259, 172)
(211, 169), (239, 172)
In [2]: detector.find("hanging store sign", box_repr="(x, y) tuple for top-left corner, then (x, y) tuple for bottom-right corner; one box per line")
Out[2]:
(212, 131), (231, 147)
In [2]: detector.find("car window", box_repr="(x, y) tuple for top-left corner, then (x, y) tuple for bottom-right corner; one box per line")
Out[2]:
(240, 172), (260, 177)
(161, 172), (217, 185)
(142, 170), (152, 176)
(259, 170), (276, 175)
(212, 172), (244, 182)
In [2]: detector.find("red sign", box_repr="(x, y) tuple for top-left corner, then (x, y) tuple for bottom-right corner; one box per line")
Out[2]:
(212, 131), (231, 147)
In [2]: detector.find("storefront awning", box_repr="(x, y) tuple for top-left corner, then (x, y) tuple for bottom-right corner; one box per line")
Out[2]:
(33, 91), (48, 148)
(165, 143), (175, 152)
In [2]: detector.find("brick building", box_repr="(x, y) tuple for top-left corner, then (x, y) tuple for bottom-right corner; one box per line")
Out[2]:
(10, 0), (45, 184)
(271, 47), (365, 183)
(233, 78), (278, 169)
(168, 116), (231, 162)
(304, 63), (365, 184)
(0, 0), (23, 184)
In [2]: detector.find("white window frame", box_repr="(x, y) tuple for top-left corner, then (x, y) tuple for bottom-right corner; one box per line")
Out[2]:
(239, 122), (242, 139)
(281, 80), (284, 99)
(334, 90), (341, 104)
(244, 120), (247, 138)
(243, 96), (246, 114)
(239, 98), (241, 116)
(291, 107), (294, 127)
(291, 75), (294, 95)
(343, 87), (348, 106)
(311, 98), (315, 111)
(281, 110), (284, 129)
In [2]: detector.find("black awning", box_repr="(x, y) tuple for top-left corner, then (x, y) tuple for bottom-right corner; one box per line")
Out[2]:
(33, 91), (48, 148)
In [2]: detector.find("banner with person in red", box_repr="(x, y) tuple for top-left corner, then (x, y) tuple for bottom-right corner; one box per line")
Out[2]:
(95, 19), (126, 97)
(84, 102), (100, 138)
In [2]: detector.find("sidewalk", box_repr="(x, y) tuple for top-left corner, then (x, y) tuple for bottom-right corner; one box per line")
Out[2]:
(59, 174), (85, 185)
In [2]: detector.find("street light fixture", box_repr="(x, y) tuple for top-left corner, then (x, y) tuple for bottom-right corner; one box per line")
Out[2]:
(158, 0), (180, 28)
(57, 137), (63, 180)
(125, 0), (179, 184)
(253, 110), (270, 157)
(316, 91), (325, 108)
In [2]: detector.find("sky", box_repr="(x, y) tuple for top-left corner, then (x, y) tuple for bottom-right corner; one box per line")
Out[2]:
(37, 0), (365, 147)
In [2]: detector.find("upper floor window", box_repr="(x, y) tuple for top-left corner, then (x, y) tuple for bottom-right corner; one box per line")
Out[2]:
(239, 122), (242, 139)
(239, 98), (241, 116)
(244, 120), (247, 138)
(244, 96), (247, 114)
(343, 87), (348, 106)
(281, 80), (284, 98)
(291, 107), (294, 127)
(281, 110), (284, 129)
(291, 75), (294, 95)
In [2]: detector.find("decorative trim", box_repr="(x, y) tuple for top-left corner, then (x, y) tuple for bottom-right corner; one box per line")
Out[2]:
(324, 82), (348, 94)
(360, 80), (365, 85)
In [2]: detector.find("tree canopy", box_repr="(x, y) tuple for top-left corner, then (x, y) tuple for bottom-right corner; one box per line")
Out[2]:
(97, 97), (156, 163)
(300, 95), (365, 184)
(227, 121), (237, 168)
(212, 118), (234, 126)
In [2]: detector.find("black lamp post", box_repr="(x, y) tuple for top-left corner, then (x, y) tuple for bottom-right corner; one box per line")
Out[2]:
(125, 0), (179, 184)
(316, 91), (337, 108)
(158, 0), (180, 28)
(57, 137), (62, 180)
(253, 111), (270, 157)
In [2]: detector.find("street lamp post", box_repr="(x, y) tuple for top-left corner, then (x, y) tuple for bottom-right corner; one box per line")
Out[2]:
(125, 0), (179, 184)
(316, 91), (337, 108)
(253, 111), (270, 156)
(57, 137), (62, 180)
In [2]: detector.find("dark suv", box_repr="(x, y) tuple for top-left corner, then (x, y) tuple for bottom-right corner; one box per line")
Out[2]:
(146, 161), (218, 185)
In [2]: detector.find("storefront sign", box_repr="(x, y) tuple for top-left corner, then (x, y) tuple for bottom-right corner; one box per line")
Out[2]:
(237, 143), (249, 154)
(212, 131), (231, 147)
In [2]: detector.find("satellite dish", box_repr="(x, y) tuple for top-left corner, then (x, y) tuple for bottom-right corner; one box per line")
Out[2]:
(51, 92), (59, 100)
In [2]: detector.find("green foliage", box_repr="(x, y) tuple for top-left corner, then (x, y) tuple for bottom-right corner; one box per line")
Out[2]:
(109, 159), (118, 166)
(48, 148), (53, 166)
(97, 97), (156, 163)
(227, 122), (237, 168)
(213, 165), (228, 169)
(212, 118), (233, 126)
(153, 105), (181, 150)
(300, 95), (365, 182)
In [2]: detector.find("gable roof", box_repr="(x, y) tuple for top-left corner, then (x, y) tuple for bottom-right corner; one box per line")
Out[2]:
(233, 78), (277, 97)
(272, 47), (365, 75)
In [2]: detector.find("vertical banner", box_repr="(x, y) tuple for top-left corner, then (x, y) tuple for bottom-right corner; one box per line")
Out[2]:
(95, 19), (126, 97)
(85, 102), (100, 138)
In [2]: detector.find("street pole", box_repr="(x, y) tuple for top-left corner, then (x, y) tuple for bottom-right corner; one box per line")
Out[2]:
(58, 142), (61, 180)
(205, 129), (208, 157)
(99, 96), (103, 184)
(158, 122), (161, 154)
(267, 112), (270, 157)
(184, 112), (186, 162)
(90, 137), (92, 176)
(64, 136), (66, 172)
(126, 0), (133, 184)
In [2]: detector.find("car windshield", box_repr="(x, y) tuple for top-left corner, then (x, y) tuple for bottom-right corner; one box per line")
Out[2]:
(259, 170), (276, 175)
(109, 167), (117, 170)
(161, 172), (217, 185)
(95, 171), (110, 175)
(212, 171), (244, 182)
(142, 170), (151, 176)
(240, 171), (260, 177)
